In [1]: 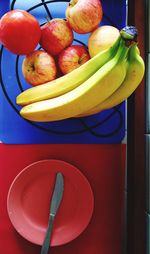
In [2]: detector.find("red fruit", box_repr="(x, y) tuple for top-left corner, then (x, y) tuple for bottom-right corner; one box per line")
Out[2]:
(40, 18), (74, 56)
(0, 10), (41, 55)
(22, 50), (57, 86)
(58, 45), (90, 74)
(66, 0), (103, 34)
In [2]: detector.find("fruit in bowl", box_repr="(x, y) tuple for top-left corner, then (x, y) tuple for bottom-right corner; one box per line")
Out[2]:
(40, 18), (74, 56)
(22, 50), (57, 86)
(66, 0), (103, 34)
(58, 45), (90, 74)
(0, 10), (41, 55)
(88, 25), (120, 57)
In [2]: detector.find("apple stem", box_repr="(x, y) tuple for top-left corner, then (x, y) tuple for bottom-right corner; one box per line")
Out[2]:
(45, 16), (50, 23)
(69, 0), (77, 6)
(78, 54), (88, 64)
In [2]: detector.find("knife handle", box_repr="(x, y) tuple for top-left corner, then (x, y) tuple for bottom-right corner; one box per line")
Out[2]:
(40, 214), (55, 254)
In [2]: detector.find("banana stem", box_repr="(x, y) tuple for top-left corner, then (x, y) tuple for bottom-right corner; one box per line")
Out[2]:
(120, 26), (138, 43)
(128, 44), (139, 59)
(115, 39), (130, 62)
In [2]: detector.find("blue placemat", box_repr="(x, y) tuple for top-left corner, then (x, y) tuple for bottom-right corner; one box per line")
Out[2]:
(0, 0), (126, 144)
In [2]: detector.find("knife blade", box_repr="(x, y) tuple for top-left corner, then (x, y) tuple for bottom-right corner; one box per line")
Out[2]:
(40, 172), (64, 254)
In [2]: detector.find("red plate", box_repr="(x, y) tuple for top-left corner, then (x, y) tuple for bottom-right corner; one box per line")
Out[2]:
(7, 159), (94, 246)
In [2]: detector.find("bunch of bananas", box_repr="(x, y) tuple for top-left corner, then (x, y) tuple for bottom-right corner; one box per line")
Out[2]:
(16, 26), (145, 122)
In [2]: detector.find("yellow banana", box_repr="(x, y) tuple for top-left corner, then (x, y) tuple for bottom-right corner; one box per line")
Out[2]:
(78, 44), (144, 117)
(20, 39), (129, 122)
(16, 37), (121, 106)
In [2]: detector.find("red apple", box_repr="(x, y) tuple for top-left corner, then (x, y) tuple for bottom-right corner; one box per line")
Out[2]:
(66, 0), (103, 34)
(58, 45), (90, 74)
(40, 18), (74, 56)
(22, 50), (57, 86)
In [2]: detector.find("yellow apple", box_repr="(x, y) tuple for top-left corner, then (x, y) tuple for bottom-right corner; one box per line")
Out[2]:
(88, 25), (120, 57)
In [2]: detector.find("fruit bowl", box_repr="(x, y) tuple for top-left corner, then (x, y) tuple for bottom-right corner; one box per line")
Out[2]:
(0, 0), (126, 144)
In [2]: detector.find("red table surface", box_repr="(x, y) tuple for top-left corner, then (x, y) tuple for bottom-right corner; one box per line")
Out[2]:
(0, 143), (126, 254)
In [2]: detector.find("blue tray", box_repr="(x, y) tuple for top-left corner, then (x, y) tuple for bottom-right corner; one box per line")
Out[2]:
(0, 0), (126, 144)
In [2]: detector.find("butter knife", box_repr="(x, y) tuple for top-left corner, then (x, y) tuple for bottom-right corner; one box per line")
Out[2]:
(40, 172), (64, 254)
